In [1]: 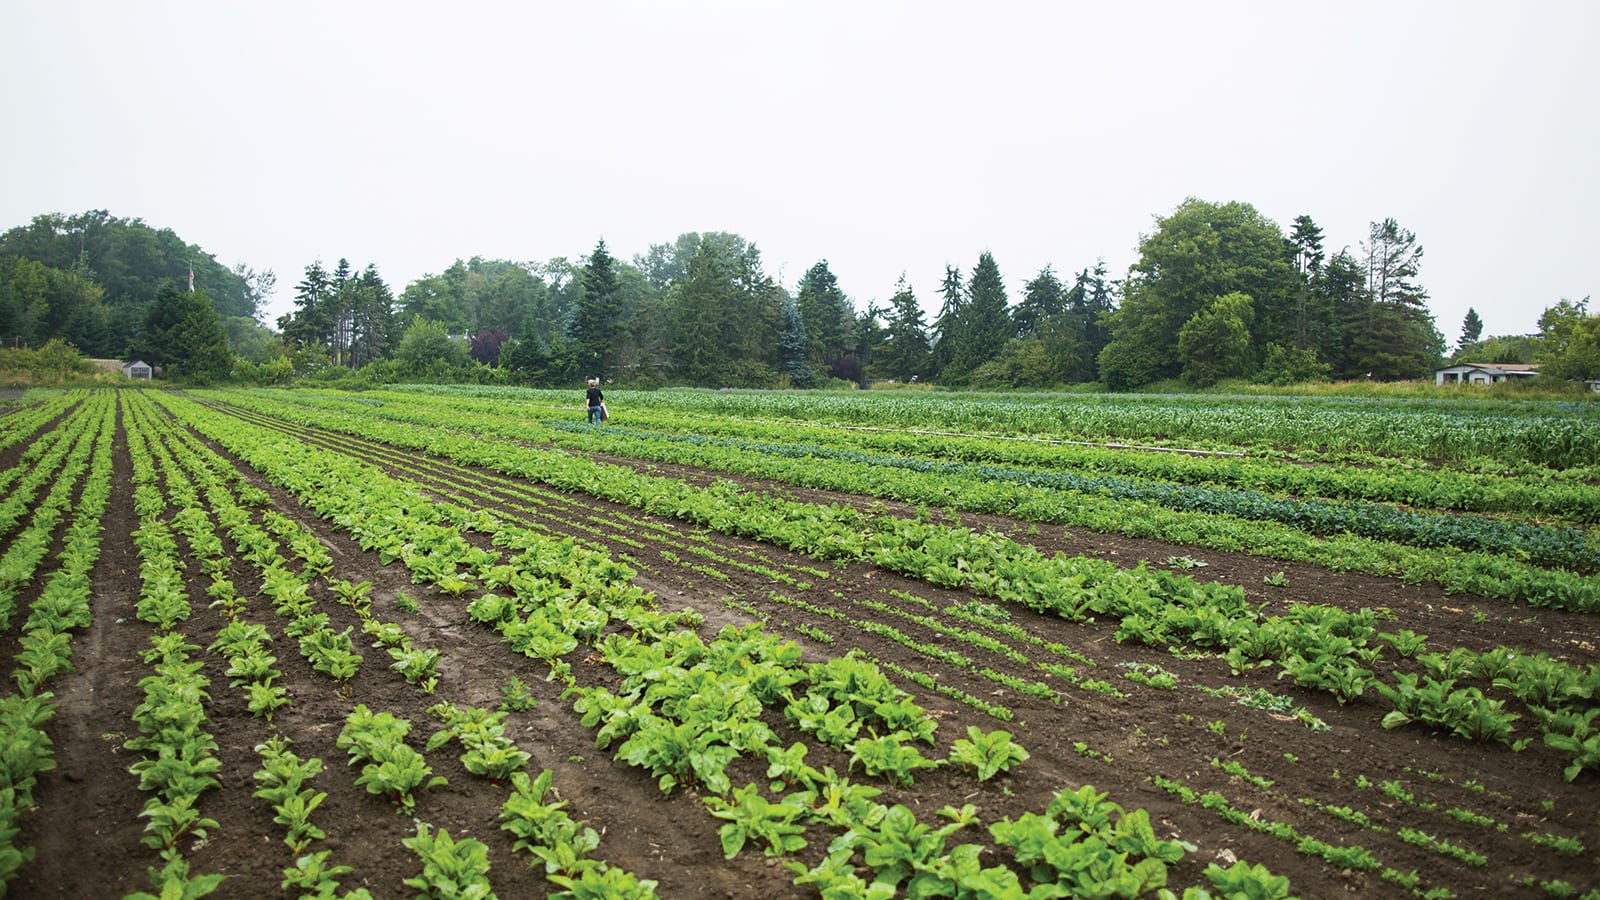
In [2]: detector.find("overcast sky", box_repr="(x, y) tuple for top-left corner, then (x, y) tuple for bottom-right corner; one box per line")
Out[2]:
(5, 1), (1594, 341)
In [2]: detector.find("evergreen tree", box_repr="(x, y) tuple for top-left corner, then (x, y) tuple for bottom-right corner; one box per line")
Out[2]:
(843, 307), (884, 387)
(777, 296), (816, 387)
(349, 264), (394, 368)
(1288, 215), (1325, 278)
(328, 258), (355, 367)
(136, 285), (233, 383)
(1067, 260), (1116, 381)
(795, 260), (854, 375)
(279, 261), (333, 353)
(726, 243), (785, 379)
(571, 239), (623, 382)
(1287, 214), (1337, 358)
(876, 277), (930, 382)
(1014, 266), (1064, 338)
(671, 243), (737, 384)
(1358, 218), (1445, 379)
(942, 252), (1010, 383)
(928, 265), (965, 380)
(1458, 307), (1483, 351)
(1324, 250), (1373, 379)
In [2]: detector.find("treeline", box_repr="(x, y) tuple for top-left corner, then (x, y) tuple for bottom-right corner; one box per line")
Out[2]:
(0, 210), (275, 360)
(271, 199), (1453, 389)
(3, 201), (1595, 390)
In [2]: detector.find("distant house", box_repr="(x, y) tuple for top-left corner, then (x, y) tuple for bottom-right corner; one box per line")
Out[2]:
(122, 360), (153, 380)
(1435, 362), (1539, 386)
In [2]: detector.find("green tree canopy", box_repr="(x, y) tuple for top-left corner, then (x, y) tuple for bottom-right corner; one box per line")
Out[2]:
(1177, 291), (1255, 387)
(777, 296), (817, 387)
(1534, 297), (1600, 381)
(0, 210), (258, 357)
(1099, 198), (1297, 389)
(1458, 307), (1483, 351)
(1350, 218), (1445, 379)
(874, 277), (930, 383)
(394, 317), (468, 378)
(570, 239), (624, 382)
(135, 285), (233, 383)
(938, 252), (1010, 384)
(1013, 266), (1064, 339)
(795, 260), (854, 374)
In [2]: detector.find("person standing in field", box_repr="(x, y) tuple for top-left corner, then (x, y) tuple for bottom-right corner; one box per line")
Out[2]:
(585, 378), (605, 424)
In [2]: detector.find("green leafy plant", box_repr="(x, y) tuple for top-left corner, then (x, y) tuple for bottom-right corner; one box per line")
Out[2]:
(498, 678), (538, 713)
(946, 726), (1029, 782)
(426, 703), (531, 782)
(1542, 708), (1600, 782)
(847, 734), (941, 787)
(703, 783), (809, 858)
(1206, 859), (1293, 899)
(401, 823), (495, 899)
(338, 705), (446, 813)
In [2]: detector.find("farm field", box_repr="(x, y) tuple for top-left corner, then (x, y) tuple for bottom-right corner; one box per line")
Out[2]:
(2, 385), (1598, 899)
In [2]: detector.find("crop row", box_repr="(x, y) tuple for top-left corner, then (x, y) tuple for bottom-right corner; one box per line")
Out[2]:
(384, 385), (1600, 520)
(380, 384), (1600, 471)
(207, 388), (1600, 613)
(0, 390), (116, 884)
(187, 390), (1600, 783)
(185, 387), (1600, 896)
(8, 388), (1593, 895)
(144, 389), (1306, 897)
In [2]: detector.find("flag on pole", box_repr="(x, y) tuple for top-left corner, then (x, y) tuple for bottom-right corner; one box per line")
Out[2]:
(188, 264), (195, 293)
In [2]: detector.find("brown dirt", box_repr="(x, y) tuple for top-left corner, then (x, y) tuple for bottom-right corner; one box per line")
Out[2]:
(5, 396), (1598, 899)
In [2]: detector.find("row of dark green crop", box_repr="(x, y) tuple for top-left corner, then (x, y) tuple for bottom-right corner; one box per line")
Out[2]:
(370, 386), (1600, 522)
(228, 389), (1600, 611)
(537, 422), (1597, 570)
(385, 384), (1600, 471)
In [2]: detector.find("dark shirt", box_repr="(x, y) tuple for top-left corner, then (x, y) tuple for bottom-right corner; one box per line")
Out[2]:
(586, 386), (604, 408)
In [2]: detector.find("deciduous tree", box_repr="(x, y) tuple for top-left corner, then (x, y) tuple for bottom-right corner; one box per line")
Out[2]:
(1178, 291), (1254, 387)
(1534, 297), (1600, 381)
(1098, 198), (1296, 389)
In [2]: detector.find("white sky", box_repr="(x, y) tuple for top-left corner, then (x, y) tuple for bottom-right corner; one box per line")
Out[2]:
(4, 1), (1594, 340)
